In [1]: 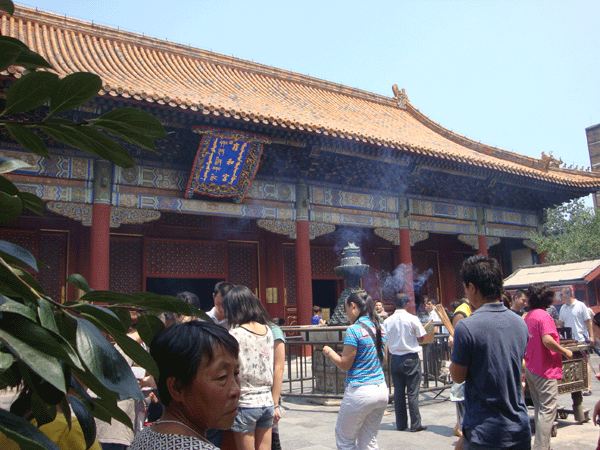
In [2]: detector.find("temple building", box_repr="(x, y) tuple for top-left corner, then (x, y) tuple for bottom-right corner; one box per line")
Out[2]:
(3, 6), (600, 324)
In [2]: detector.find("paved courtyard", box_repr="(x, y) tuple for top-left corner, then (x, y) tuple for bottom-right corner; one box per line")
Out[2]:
(278, 388), (600, 450)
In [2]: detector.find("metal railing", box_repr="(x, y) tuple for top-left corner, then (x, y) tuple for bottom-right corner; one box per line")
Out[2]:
(280, 324), (452, 400)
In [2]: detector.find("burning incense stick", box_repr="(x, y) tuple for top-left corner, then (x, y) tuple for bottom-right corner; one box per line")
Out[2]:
(435, 304), (455, 336)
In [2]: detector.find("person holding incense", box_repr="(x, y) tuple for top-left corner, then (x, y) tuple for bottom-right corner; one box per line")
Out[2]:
(524, 283), (572, 450)
(322, 290), (388, 449)
(383, 292), (428, 432)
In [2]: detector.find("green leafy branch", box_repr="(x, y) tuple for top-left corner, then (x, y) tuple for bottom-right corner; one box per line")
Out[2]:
(0, 2), (204, 449)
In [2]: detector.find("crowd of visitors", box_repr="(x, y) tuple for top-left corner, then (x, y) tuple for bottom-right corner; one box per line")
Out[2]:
(84, 255), (600, 450)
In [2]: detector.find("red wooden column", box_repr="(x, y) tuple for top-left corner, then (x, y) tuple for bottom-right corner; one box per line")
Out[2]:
(295, 184), (313, 325)
(476, 207), (488, 257)
(477, 235), (488, 257)
(398, 228), (416, 314)
(89, 161), (112, 291)
(295, 220), (313, 325)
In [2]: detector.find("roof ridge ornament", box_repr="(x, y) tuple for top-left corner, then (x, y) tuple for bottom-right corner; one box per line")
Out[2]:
(392, 84), (408, 109)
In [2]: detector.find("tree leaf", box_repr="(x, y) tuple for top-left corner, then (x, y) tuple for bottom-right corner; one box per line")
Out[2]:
(0, 313), (82, 372)
(0, 352), (14, 372)
(94, 121), (157, 152)
(3, 71), (59, 115)
(38, 124), (135, 168)
(0, 190), (22, 223)
(71, 303), (124, 333)
(0, 0), (15, 16)
(93, 107), (168, 138)
(74, 317), (143, 401)
(37, 298), (59, 333)
(81, 290), (200, 317)
(66, 273), (91, 294)
(0, 156), (34, 174)
(0, 321), (66, 393)
(3, 124), (49, 157)
(11, 266), (46, 298)
(30, 389), (58, 427)
(136, 314), (165, 349)
(19, 191), (46, 216)
(0, 408), (60, 450)
(50, 72), (102, 116)
(91, 320), (159, 381)
(107, 306), (131, 332)
(0, 294), (37, 321)
(58, 394), (72, 431)
(0, 239), (38, 271)
(13, 47), (53, 71)
(68, 395), (96, 450)
(0, 39), (22, 72)
(90, 395), (133, 430)
(0, 259), (37, 302)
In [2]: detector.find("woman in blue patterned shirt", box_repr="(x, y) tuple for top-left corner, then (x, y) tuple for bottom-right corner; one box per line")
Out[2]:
(322, 291), (388, 450)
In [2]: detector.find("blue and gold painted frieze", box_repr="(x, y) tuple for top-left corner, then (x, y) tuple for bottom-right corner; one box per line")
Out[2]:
(409, 198), (477, 221)
(115, 165), (188, 191)
(113, 193), (295, 220)
(411, 219), (477, 235)
(310, 186), (398, 213)
(246, 180), (295, 202)
(486, 226), (534, 239)
(310, 210), (398, 228)
(485, 208), (537, 227)
(0, 148), (93, 181)
(13, 182), (92, 203)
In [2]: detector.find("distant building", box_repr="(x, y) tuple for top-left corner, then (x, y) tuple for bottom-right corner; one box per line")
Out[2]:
(2, 6), (600, 324)
(587, 123), (600, 207)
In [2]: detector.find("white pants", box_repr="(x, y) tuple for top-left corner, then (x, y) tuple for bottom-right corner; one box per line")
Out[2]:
(335, 382), (388, 450)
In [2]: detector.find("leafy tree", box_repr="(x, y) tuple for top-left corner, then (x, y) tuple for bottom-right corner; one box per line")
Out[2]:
(529, 198), (600, 263)
(0, 2), (208, 449)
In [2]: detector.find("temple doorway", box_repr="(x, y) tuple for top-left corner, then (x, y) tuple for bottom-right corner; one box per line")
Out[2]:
(312, 279), (339, 321)
(145, 277), (222, 312)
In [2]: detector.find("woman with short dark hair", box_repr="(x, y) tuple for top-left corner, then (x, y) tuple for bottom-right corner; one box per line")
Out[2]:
(130, 321), (241, 450)
(524, 283), (573, 450)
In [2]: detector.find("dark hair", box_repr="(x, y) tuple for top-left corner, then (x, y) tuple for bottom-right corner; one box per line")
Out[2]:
(150, 321), (239, 406)
(460, 255), (503, 301)
(526, 283), (555, 310)
(593, 312), (600, 329)
(214, 281), (235, 298)
(450, 300), (462, 312)
(313, 305), (322, 314)
(500, 291), (512, 308)
(223, 285), (273, 326)
(426, 298), (437, 305)
(346, 291), (383, 362)
(513, 289), (526, 302)
(176, 291), (200, 310)
(395, 292), (410, 308)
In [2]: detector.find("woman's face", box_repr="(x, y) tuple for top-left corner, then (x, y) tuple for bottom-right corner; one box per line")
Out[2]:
(175, 345), (241, 433)
(375, 302), (383, 313)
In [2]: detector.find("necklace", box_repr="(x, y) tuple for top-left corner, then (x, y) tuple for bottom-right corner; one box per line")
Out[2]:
(155, 419), (211, 446)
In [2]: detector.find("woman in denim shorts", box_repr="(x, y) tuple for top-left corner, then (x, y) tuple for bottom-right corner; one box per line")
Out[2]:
(224, 285), (275, 450)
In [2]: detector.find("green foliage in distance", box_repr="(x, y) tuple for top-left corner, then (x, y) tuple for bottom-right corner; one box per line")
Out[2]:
(0, 2), (210, 449)
(529, 198), (600, 264)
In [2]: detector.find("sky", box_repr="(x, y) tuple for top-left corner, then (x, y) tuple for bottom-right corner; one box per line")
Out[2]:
(16, 0), (600, 174)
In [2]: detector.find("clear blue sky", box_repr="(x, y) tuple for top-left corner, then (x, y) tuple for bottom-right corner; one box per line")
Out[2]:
(18, 0), (600, 172)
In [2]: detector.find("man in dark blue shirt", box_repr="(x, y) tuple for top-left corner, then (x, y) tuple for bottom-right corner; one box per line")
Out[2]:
(450, 255), (531, 450)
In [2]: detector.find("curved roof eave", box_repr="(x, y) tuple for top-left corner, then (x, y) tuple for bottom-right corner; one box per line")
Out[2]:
(3, 5), (600, 190)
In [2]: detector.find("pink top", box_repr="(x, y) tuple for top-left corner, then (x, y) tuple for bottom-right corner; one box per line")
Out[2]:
(524, 308), (562, 379)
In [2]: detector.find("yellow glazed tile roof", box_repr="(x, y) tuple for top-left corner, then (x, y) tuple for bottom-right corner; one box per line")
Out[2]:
(3, 6), (600, 189)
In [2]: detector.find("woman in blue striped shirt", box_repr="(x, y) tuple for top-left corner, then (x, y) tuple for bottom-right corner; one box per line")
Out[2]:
(322, 291), (388, 450)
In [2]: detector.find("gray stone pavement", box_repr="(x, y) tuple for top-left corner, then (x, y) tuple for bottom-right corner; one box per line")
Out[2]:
(278, 386), (600, 450)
